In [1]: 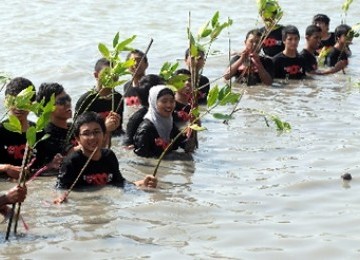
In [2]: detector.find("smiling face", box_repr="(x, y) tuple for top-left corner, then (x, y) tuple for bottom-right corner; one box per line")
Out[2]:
(76, 122), (104, 154)
(53, 91), (72, 120)
(156, 94), (176, 118)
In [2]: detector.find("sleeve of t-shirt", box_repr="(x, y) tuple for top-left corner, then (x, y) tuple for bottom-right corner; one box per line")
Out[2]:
(56, 155), (77, 189)
(108, 150), (125, 186)
(75, 92), (92, 114)
(123, 111), (143, 146)
(133, 121), (154, 157)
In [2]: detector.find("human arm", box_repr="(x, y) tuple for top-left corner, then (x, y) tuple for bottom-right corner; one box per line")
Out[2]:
(133, 175), (157, 188)
(0, 164), (21, 179)
(133, 120), (161, 158)
(103, 112), (121, 148)
(0, 185), (27, 207)
(250, 53), (273, 85)
(224, 52), (249, 80)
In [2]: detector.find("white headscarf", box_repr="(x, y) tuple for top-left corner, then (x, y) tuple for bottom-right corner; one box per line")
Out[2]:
(144, 85), (174, 141)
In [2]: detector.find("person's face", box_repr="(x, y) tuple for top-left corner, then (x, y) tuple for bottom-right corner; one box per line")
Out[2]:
(284, 34), (300, 51)
(53, 91), (72, 120)
(9, 107), (29, 123)
(129, 54), (148, 76)
(156, 94), (176, 118)
(76, 122), (104, 153)
(314, 21), (329, 35)
(185, 54), (205, 72)
(178, 79), (191, 96)
(307, 32), (321, 50)
(245, 34), (261, 52)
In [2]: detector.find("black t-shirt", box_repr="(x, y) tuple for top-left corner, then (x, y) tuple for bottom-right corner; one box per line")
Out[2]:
(319, 32), (336, 49)
(325, 47), (348, 67)
(272, 52), (306, 79)
(229, 54), (274, 85)
(173, 102), (191, 123)
(260, 25), (285, 57)
(75, 90), (124, 135)
(123, 81), (141, 107)
(57, 149), (125, 189)
(123, 106), (148, 146)
(197, 75), (210, 105)
(299, 49), (318, 73)
(0, 121), (35, 167)
(33, 122), (75, 169)
(133, 119), (186, 158)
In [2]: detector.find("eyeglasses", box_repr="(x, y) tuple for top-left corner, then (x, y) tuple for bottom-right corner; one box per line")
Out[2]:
(56, 94), (71, 105)
(79, 130), (103, 137)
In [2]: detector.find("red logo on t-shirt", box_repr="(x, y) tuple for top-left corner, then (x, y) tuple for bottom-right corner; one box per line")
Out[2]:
(84, 173), (112, 185)
(125, 96), (140, 107)
(155, 138), (169, 150)
(7, 144), (26, 160)
(263, 38), (279, 47)
(284, 65), (303, 75)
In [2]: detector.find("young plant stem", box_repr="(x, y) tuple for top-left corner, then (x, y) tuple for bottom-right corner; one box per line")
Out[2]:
(115, 38), (154, 114)
(5, 143), (31, 240)
(54, 147), (98, 204)
(152, 103), (221, 177)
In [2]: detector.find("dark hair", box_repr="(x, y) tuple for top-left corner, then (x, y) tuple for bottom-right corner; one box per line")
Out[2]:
(335, 24), (352, 39)
(73, 111), (106, 137)
(305, 25), (322, 37)
(126, 49), (148, 64)
(185, 48), (205, 60)
(282, 25), (300, 41)
(136, 74), (165, 106)
(94, 58), (110, 73)
(312, 14), (330, 25)
(174, 68), (191, 76)
(5, 77), (35, 101)
(245, 29), (262, 40)
(157, 88), (174, 99)
(36, 82), (64, 104)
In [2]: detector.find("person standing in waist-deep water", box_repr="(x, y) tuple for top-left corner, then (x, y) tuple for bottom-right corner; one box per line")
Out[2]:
(57, 111), (157, 189)
(133, 85), (195, 158)
(75, 58), (123, 137)
(224, 29), (273, 86)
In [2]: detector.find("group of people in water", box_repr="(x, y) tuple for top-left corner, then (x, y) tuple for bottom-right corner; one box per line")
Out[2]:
(0, 12), (355, 216)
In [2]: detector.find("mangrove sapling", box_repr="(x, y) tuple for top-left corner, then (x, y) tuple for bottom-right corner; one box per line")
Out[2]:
(3, 86), (55, 240)
(152, 84), (241, 177)
(65, 33), (137, 146)
(341, 0), (354, 24)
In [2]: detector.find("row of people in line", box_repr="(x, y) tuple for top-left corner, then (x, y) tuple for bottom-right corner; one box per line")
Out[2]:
(225, 21), (353, 85)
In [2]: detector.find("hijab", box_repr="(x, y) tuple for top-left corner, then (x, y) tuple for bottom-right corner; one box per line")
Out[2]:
(144, 85), (174, 141)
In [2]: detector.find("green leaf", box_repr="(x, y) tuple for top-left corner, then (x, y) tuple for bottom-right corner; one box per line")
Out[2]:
(26, 126), (37, 147)
(219, 92), (241, 106)
(189, 124), (207, 131)
(211, 11), (220, 28)
(3, 115), (22, 133)
(212, 113), (233, 120)
(113, 32), (120, 48)
(207, 85), (219, 107)
(115, 35), (136, 52)
(98, 43), (110, 59)
(34, 133), (50, 148)
(191, 107), (200, 118)
(168, 74), (190, 90)
(198, 21), (211, 38)
(218, 85), (231, 100)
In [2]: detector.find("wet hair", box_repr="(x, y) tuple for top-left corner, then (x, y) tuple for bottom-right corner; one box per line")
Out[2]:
(94, 58), (110, 73)
(73, 111), (106, 137)
(36, 82), (64, 104)
(312, 14), (330, 25)
(185, 48), (205, 60)
(334, 24), (352, 40)
(245, 29), (262, 40)
(126, 49), (148, 64)
(136, 74), (165, 107)
(5, 77), (35, 101)
(157, 88), (174, 99)
(305, 25), (322, 37)
(282, 25), (300, 41)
